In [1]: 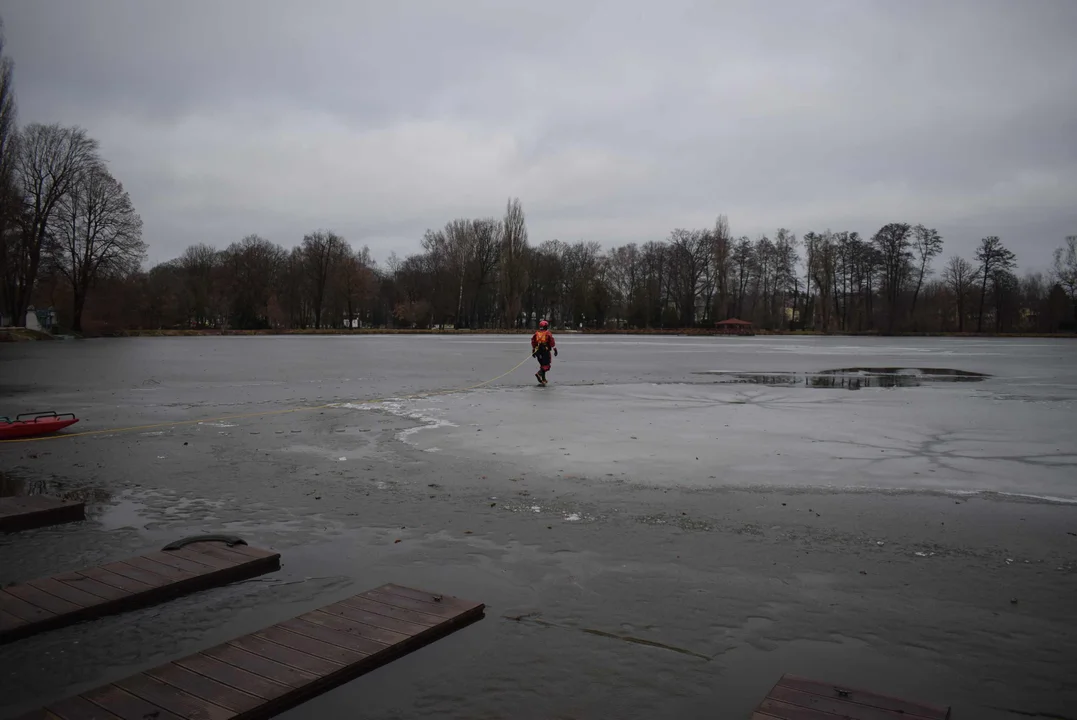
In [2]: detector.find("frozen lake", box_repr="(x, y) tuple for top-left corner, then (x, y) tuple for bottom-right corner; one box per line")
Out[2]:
(2, 335), (1076, 719)
(10, 333), (1072, 498)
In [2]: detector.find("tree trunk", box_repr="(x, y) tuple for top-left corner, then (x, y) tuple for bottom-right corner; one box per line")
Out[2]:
(456, 279), (464, 328)
(71, 289), (86, 333)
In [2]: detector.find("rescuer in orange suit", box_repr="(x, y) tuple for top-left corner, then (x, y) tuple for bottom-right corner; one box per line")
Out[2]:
(531, 319), (558, 385)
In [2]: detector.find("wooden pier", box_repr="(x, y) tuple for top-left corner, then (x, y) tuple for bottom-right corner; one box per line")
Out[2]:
(0, 495), (85, 533)
(752, 674), (951, 719)
(17, 583), (484, 720)
(0, 539), (281, 644)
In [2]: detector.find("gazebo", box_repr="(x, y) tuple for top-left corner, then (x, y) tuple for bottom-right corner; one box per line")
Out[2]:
(714, 318), (755, 336)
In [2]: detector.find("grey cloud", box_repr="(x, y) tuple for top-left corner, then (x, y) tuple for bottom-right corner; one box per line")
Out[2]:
(2, 0), (1075, 269)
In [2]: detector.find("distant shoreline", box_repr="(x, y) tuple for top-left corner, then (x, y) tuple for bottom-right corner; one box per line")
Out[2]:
(6, 326), (1073, 340)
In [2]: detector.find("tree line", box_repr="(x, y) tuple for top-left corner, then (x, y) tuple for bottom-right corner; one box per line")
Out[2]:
(2, 16), (1074, 336)
(47, 202), (1075, 336)
(0, 20), (145, 332)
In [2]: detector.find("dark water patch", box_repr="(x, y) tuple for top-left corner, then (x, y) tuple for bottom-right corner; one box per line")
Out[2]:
(0, 470), (110, 504)
(699, 367), (990, 390)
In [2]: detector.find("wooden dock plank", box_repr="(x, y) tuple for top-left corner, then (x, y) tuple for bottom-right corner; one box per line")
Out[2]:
(759, 695), (907, 720)
(767, 685), (920, 720)
(776, 675), (950, 718)
(227, 633), (345, 676)
(31, 695), (124, 719)
(143, 663), (264, 714)
(9, 711), (66, 720)
(113, 673), (234, 720)
(315, 604), (413, 644)
(0, 589), (56, 623)
(50, 572), (132, 602)
(253, 625), (367, 666)
(336, 594), (439, 628)
(26, 578), (110, 609)
(755, 674), (951, 720)
(121, 555), (197, 582)
(363, 588), (466, 619)
(173, 654), (290, 701)
(0, 608), (27, 633)
(308, 611), (407, 650)
(31, 584), (484, 720)
(201, 643), (322, 688)
(76, 566), (156, 595)
(277, 616), (394, 657)
(753, 701), (840, 720)
(214, 544), (279, 561)
(97, 560), (174, 588)
(0, 495), (85, 533)
(142, 550), (219, 574)
(4, 582), (83, 616)
(0, 540), (281, 644)
(79, 684), (184, 720)
(381, 583), (478, 612)
(168, 545), (244, 571)
(190, 543), (270, 566)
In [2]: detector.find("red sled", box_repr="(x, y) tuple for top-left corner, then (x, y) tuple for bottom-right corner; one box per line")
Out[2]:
(0, 412), (80, 440)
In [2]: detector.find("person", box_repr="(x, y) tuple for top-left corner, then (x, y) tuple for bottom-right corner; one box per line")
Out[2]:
(530, 319), (558, 385)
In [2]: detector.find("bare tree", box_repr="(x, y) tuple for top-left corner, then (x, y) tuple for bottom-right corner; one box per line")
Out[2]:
(606, 243), (639, 327)
(421, 219), (476, 326)
(942, 256), (976, 332)
(301, 229), (347, 328)
(177, 243), (221, 327)
(48, 163), (145, 331)
(468, 217), (502, 327)
(1053, 235), (1077, 322)
(222, 234), (284, 328)
(498, 197), (528, 327)
(910, 225), (943, 322)
(974, 236), (1016, 332)
(809, 231), (837, 332)
(0, 20), (14, 175)
(0, 20), (21, 324)
(7, 123), (99, 325)
(871, 222), (913, 333)
(730, 237), (753, 320)
(711, 215), (732, 320)
(667, 228), (711, 326)
(335, 246), (375, 328)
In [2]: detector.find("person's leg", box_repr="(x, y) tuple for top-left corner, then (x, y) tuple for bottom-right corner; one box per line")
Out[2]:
(537, 350), (551, 383)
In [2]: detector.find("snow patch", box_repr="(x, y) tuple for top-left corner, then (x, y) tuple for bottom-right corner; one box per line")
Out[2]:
(335, 400), (456, 446)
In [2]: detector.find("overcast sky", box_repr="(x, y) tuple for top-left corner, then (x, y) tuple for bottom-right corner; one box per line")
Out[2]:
(2, 0), (1075, 270)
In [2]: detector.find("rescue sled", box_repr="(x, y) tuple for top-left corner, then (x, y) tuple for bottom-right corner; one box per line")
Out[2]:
(0, 411), (80, 440)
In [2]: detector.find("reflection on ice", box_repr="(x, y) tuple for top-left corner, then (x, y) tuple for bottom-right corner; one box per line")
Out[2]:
(701, 367), (990, 390)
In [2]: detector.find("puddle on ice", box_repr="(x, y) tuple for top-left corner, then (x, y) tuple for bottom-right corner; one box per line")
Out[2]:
(700, 367), (990, 390)
(95, 494), (151, 530)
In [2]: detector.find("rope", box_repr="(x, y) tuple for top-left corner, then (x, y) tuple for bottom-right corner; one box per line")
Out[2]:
(0, 350), (538, 444)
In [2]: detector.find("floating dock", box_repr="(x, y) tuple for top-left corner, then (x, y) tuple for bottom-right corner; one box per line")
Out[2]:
(752, 674), (951, 719)
(0, 495), (85, 533)
(17, 583), (484, 720)
(0, 539), (281, 644)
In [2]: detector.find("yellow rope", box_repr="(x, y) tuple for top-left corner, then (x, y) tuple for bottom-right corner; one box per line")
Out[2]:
(0, 350), (538, 444)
